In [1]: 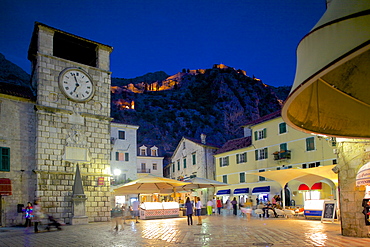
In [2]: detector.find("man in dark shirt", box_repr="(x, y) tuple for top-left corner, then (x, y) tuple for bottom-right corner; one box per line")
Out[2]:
(263, 201), (278, 218)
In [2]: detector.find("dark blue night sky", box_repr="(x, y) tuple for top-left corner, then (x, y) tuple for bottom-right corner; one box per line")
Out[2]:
(0, 0), (326, 86)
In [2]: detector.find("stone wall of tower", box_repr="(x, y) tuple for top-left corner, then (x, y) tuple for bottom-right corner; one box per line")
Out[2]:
(337, 140), (370, 237)
(33, 24), (113, 223)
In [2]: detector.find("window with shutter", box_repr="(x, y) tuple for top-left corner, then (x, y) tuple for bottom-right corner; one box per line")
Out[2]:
(255, 128), (267, 140)
(239, 173), (245, 183)
(280, 143), (287, 152)
(306, 137), (315, 151)
(0, 147), (10, 171)
(279, 123), (287, 134)
(118, 130), (125, 140)
(222, 175), (228, 184)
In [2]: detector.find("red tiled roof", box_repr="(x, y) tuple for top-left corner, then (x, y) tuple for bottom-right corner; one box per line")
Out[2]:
(0, 82), (35, 100)
(243, 110), (281, 126)
(215, 136), (251, 154)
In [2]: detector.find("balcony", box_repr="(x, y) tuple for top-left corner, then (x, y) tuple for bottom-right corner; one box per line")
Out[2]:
(137, 169), (151, 173)
(273, 150), (291, 160)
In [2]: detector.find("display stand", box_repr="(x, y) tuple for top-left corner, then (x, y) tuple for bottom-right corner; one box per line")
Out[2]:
(140, 202), (179, 219)
(321, 200), (336, 223)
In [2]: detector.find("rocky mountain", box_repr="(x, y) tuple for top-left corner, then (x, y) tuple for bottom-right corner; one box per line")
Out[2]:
(111, 64), (290, 159)
(0, 53), (30, 86)
(0, 53), (290, 161)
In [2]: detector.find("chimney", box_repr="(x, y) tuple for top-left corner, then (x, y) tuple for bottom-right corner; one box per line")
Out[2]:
(244, 127), (252, 137)
(200, 133), (206, 144)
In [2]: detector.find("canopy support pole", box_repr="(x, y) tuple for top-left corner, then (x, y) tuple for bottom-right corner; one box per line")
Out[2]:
(282, 186), (286, 209)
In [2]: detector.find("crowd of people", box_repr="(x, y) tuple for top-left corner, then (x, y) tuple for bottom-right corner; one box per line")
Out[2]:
(184, 194), (284, 224)
(22, 195), (284, 232)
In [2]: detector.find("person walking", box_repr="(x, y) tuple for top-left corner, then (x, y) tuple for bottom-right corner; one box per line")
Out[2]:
(216, 197), (223, 215)
(206, 199), (213, 216)
(231, 197), (238, 216)
(244, 198), (253, 221)
(121, 204), (129, 225)
(32, 199), (42, 233)
(212, 197), (217, 215)
(226, 198), (232, 215)
(111, 206), (124, 231)
(195, 197), (203, 225)
(132, 199), (140, 223)
(24, 202), (33, 228)
(185, 197), (194, 225)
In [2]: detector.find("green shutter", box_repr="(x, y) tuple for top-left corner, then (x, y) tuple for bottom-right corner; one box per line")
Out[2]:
(254, 131), (257, 140)
(226, 156), (229, 166)
(125, 153), (129, 161)
(279, 123), (287, 134)
(183, 158), (186, 168)
(219, 158), (222, 167)
(0, 147), (10, 171)
(263, 128), (267, 138)
(115, 152), (119, 161)
(236, 154), (239, 164)
(264, 148), (268, 159)
(255, 150), (259, 160)
(280, 143), (287, 152)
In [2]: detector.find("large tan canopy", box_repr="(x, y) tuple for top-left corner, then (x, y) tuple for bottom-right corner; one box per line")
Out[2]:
(282, 0), (370, 138)
(250, 165), (338, 208)
(251, 165), (337, 187)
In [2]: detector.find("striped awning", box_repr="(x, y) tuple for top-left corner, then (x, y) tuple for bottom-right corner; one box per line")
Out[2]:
(0, 178), (12, 196)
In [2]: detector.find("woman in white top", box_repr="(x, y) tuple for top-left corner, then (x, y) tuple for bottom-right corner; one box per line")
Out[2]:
(226, 198), (232, 215)
(195, 197), (203, 225)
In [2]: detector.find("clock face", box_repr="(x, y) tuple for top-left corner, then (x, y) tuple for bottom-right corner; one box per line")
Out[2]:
(59, 68), (95, 102)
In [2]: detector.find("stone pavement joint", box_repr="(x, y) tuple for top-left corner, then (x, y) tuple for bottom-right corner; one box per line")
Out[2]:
(0, 214), (370, 246)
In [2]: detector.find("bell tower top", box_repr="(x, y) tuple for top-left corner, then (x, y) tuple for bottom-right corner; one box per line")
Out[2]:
(28, 22), (113, 71)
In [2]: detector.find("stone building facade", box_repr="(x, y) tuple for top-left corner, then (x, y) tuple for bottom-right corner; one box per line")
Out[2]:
(0, 84), (36, 226)
(110, 122), (139, 184)
(137, 145), (164, 177)
(28, 22), (113, 224)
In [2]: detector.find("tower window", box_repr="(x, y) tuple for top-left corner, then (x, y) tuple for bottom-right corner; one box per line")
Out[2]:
(53, 32), (97, 67)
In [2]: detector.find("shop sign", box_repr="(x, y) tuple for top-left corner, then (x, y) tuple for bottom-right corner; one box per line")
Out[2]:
(97, 177), (105, 186)
(0, 178), (12, 195)
(356, 162), (370, 186)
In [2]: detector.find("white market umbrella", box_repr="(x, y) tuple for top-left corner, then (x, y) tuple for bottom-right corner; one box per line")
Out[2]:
(113, 174), (190, 195)
(181, 177), (229, 189)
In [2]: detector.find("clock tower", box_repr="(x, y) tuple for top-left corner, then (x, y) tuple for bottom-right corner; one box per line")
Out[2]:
(28, 22), (113, 223)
